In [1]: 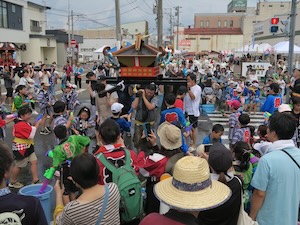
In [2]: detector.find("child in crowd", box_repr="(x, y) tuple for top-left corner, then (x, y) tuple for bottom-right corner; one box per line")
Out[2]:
(231, 114), (251, 145)
(261, 83), (282, 114)
(53, 125), (90, 204)
(248, 83), (260, 115)
(60, 67), (68, 90)
(174, 86), (187, 111)
(255, 124), (268, 143)
(160, 93), (187, 127)
(242, 82), (250, 111)
(277, 74), (286, 100)
(0, 106), (15, 140)
(72, 106), (95, 136)
(213, 83), (222, 111)
(202, 79), (215, 104)
(227, 100), (241, 144)
(61, 83), (80, 113)
(232, 141), (254, 211)
(9, 107), (42, 188)
(53, 101), (73, 130)
(37, 83), (54, 135)
(202, 124), (224, 144)
(110, 103), (131, 136)
(13, 85), (30, 111)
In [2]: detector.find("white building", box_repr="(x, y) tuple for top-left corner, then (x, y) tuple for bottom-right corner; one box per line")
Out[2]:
(0, 0), (57, 64)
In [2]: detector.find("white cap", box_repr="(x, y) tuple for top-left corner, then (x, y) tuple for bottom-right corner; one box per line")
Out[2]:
(111, 102), (124, 113)
(253, 142), (272, 156)
(278, 104), (292, 113)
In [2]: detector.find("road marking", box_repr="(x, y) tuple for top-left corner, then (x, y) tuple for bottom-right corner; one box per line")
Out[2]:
(209, 117), (264, 122)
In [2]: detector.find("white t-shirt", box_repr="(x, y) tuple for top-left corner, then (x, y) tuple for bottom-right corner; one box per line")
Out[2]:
(18, 77), (28, 86)
(39, 71), (50, 84)
(184, 84), (202, 117)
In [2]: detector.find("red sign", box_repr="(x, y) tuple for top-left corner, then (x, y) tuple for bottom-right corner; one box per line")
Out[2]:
(178, 40), (191, 47)
(71, 39), (77, 45)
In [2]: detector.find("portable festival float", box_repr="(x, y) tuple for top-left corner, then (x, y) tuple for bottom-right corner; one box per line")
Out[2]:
(106, 33), (186, 85)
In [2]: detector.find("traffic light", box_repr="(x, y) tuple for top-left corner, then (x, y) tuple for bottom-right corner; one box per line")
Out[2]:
(270, 17), (279, 33)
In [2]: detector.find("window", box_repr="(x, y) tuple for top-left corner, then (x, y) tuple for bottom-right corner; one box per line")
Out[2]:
(217, 20), (221, 27)
(206, 20), (209, 27)
(31, 20), (39, 27)
(269, 5), (273, 7)
(0, 1), (8, 28)
(229, 20), (234, 27)
(12, 4), (15, 13)
(199, 20), (204, 28)
(30, 20), (41, 32)
(224, 20), (227, 27)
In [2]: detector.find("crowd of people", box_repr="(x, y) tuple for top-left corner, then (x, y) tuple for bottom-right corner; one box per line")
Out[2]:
(0, 54), (300, 225)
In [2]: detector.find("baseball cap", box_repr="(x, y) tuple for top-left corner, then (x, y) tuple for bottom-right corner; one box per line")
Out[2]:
(111, 102), (124, 114)
(278, 104), (292, 113)
(99, 75), (107, 81)
(253, 142), (272, 156)
(231, 100), (241, 110)
(66, 83), (77, 89)
(208, 143), (233, 173)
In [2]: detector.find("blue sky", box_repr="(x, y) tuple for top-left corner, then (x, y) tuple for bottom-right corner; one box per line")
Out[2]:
(33, 0), (290, 32)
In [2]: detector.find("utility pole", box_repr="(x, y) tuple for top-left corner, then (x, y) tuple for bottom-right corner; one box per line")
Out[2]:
(157, 0), (163, 47)
(67, 0), (71, 62)
(288, 0), (297, 76)
(175, 6), (182, 50)
(168, 8), (173, 39)
(115, 0), (121, 50)
(71, 9), (74, 64)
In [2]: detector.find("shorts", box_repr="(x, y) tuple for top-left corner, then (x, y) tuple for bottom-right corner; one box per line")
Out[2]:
(40, 107), (53, 116)
(62, 162), (79, 194)
(15, 152), (37, 168)
(188, 115), (198, 128)
(6, 87), (13, 97)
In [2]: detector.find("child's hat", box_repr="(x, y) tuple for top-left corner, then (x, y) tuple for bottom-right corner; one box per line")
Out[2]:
(111, 102), (124, 113)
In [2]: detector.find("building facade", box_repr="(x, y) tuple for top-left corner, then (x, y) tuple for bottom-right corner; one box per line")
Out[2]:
(77, 20), (149, 62)
(0, 0), (58, 64)
(241, 1), (293, 47)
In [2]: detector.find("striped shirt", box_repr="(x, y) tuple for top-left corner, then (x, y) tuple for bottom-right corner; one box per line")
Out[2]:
(59, 183), (120, 225)
(228, 112), (240, 140)
(231, 127), (251, 145)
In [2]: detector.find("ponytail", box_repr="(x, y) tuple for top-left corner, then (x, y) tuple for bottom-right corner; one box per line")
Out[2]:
(218, 172), (227, 184)
(240, 151), (250, 171)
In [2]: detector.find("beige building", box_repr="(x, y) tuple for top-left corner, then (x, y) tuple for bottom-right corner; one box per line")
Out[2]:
(242, 1), (293, 46)
(174, 13), (244, 52)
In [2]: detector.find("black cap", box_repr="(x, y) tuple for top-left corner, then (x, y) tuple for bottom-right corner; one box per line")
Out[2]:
(208, 143), (233, 173)
(98, 75), (107, 81)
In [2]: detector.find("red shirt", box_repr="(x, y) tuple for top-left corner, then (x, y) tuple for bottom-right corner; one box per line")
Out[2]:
(94, 144), (139, 184)
(174, 98), (184, 111)
(136, 152), (168, 180)
(0, 118), (6, 128)
(140, 213), (184, 225)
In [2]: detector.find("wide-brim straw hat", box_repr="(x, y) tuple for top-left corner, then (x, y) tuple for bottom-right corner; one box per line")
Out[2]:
(154, 156), (231, 211)
(157, 122), (182, 150)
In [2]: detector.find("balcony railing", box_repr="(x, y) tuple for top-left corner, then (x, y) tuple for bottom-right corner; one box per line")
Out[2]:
(30, 26), (42, 32)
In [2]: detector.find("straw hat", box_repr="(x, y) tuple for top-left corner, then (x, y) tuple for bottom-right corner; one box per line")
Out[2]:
(154, 156), (231, 211)
(157, 122), (182, 150)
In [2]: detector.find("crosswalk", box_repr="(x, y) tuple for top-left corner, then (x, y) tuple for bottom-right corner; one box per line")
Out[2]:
(206, 111), (265, 149)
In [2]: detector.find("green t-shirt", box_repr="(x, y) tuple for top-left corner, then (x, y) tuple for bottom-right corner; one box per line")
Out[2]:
(52, 135), (90, 168)
(14, 95), (25, 110)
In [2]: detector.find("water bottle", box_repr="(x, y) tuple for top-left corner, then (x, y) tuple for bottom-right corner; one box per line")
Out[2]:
(141, 187), (147, 200)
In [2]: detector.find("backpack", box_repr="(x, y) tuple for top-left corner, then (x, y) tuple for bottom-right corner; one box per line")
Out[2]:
(98, 149), (143, 223)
